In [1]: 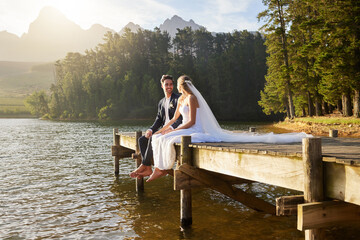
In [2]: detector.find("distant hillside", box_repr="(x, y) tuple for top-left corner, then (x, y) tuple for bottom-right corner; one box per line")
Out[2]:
(0, 6), (206, 62)
(0, 61), (54, 97)
(0, 6), (114, 62)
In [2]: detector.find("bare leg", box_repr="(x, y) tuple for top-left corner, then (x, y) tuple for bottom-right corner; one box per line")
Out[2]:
(146, 168), (168, 182)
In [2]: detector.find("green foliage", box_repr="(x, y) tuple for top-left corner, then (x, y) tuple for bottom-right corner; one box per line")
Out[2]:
(259, 0), (360, 118)
(24, 90), (49, 117)
(38, 27), (269, 121)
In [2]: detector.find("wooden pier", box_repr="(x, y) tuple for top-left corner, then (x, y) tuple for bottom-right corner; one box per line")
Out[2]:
(111, 129), (360, 239)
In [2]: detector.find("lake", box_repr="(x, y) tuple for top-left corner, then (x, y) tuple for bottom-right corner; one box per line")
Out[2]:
(0, 119), (357, 239)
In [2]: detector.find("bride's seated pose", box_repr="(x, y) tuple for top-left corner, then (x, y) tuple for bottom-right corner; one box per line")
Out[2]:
(144, 75), (311, 182)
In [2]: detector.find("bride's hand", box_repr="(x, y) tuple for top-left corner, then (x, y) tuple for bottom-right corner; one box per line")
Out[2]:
(162, 129), (174, 135)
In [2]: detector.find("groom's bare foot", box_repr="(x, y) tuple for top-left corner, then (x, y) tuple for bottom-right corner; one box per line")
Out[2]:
(136, 166), (153, 177)
(129, 164), (147, 178)
(146, 168), (167, 182)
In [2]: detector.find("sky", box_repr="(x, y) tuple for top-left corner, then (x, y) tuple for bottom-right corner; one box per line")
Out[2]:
(0, 0), (267, 37)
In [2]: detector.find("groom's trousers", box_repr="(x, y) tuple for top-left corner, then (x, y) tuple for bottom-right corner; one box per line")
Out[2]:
(138, 135), (153, 166)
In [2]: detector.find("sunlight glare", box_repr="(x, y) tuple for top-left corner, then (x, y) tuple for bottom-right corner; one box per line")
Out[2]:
(46, 0), (98, 29)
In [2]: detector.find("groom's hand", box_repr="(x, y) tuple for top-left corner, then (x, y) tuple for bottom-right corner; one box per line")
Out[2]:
(145, 130), (153, 138)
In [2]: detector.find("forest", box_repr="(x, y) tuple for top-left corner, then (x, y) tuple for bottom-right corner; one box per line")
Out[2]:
(258, 0), (360, 118)
(26, 28), (268, 121)
(26, 0), (360, 121)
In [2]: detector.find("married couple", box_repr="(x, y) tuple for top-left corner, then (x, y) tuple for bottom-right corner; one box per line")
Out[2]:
(130, 74), (310, 182)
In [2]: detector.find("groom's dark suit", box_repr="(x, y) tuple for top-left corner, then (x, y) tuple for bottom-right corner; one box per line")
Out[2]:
(138, 92), (182, 166)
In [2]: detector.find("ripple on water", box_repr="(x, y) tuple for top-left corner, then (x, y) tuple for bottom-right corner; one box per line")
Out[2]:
(1, 119), (358, 239)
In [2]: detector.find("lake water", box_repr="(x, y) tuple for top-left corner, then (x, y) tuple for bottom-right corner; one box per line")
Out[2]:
(0, 119), (358, 239)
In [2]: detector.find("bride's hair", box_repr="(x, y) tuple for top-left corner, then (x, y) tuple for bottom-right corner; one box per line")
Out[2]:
(178, 75), (194, 94)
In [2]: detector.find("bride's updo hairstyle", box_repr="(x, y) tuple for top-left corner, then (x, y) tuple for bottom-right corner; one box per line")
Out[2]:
(177, 75), (194, 96)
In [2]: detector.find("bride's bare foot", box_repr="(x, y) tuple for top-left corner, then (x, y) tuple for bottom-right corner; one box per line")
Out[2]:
(146, 168), (167, 182)
(129, 164), (148, 178)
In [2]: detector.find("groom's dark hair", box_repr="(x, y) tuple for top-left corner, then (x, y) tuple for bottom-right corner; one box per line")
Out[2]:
(160, 75), (174, 84)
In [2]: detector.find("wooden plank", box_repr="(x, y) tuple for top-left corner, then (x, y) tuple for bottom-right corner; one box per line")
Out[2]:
(174, 168), (251, 190)
(297, 201), (360, 231)
(204, 170), (254, 185)
(192, 148), (304, 191)
(179, 164), (276, 214)
(276, 195), (304, 216)
(118, 133), (360, 206)
(111, 145), (134, 157)
(120, 133), (137, 150)
(325, 162), (360, 205)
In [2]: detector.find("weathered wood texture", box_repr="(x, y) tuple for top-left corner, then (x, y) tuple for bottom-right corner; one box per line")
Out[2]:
(329, 130), (338, 138)
(111, 146), (134, 158)
(302, 138), (325, 240)
(298, 201), (360, 230)
(179, 163), (276, 214)
(303, 138), (323, 203)
(276, 195), (304, 216)
(113, 129), (120, 175)
(118, 133), (360, 206)
(192, 148), (304, 191)
(324, 162), (360, 205)
(135, 131), (143, 192)
(180, 136), (192, 227)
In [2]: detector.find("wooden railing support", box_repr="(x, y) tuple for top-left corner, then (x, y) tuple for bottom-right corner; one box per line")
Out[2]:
(135, 131), (144, 192)
(180, 136), (192, 228)
(301, 137), (325, 240)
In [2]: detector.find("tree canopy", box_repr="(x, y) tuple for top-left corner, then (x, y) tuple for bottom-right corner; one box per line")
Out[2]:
(27, 27), (270, 121)
(259, 0), (360, 118)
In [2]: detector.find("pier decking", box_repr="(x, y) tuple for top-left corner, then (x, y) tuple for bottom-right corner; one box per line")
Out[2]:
(112, 130), (360, 240)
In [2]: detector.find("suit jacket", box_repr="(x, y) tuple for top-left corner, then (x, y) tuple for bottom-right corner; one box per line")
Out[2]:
(150, 92), (182, 132)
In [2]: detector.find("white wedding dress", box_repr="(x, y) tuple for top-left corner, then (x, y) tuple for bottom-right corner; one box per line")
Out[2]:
(152, 104), (219, 170)
(151, 81), (311, 170)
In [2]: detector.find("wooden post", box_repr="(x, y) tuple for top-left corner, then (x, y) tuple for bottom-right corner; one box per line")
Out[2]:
(249, 127), (256, 132)
(329, 130), (338, 138)
(135, 131), (144, 192)
(113, 128), (120, 176)
(180, 136), (192, 228)
(302, 137), (325, 240)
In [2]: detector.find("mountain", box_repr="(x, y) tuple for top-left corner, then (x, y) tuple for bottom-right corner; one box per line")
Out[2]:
(119, 22), (143, 35)
(0, 7), (114, 62)
(159, 15), (203, 38)
(0, 7), (205, 62)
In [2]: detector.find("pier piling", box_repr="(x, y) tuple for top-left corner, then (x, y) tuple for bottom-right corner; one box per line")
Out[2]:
(301, 137), (325, 240)
(329, 129), (338, 137)
(135, 131), (144, 192)
(114, 131), (360, 239)
(249, 127), (256, 132)
(113, 128), (120, 176)
(180, 136), (192, 228)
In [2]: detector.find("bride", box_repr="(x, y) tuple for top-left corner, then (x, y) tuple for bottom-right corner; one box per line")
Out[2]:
(146, 75), (311, 182)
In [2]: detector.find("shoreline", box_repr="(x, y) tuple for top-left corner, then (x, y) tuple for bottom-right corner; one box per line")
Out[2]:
(272, 118), (360, 138)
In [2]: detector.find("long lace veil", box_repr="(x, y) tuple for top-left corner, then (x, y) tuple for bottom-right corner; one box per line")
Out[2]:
(185, 81), (311, 143)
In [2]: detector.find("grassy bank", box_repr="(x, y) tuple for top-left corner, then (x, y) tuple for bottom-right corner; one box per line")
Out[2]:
(273, 115), (360, 137)
(0, 97), (32, 118)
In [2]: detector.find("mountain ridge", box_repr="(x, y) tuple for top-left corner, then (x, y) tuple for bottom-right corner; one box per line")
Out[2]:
(0, 7), (206, 62)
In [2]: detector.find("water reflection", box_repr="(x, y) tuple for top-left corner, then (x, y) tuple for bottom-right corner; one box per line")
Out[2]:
(1, 119), (358, 239)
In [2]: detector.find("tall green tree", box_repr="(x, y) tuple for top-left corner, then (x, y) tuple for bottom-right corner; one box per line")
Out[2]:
(259, 0), (296, 118)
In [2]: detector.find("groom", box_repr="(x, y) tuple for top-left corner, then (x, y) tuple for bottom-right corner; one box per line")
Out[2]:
(130, 75), (182, 178)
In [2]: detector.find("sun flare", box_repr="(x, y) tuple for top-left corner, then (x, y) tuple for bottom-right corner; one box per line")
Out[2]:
(46, 0), (98, 29)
